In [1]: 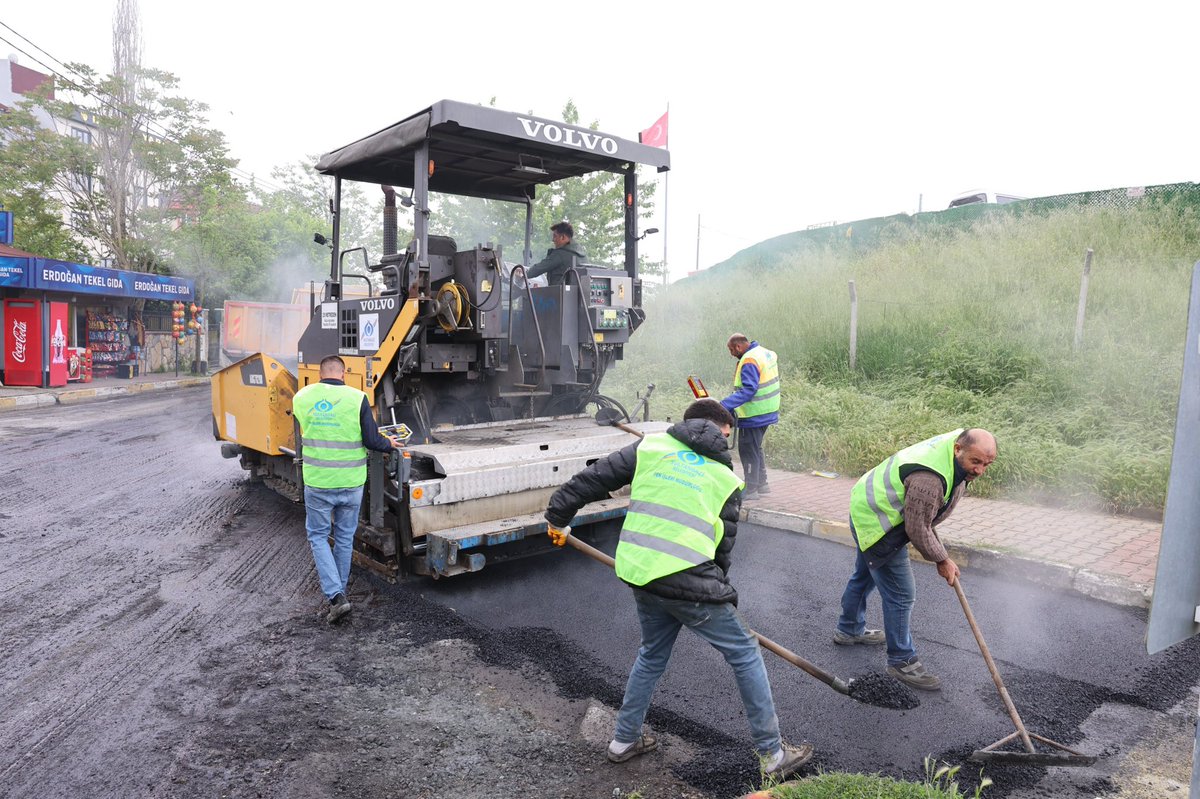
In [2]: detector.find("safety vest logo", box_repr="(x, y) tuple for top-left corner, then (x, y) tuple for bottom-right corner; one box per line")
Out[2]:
(663, 450), (706, 466)
(314, 398), (337, 413)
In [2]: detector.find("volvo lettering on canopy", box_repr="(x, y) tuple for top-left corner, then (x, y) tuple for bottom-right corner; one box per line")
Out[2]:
(516, 117), (618, 155)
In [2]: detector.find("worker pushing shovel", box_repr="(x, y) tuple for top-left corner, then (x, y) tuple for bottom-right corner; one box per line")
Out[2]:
(545, 398), (815, 780)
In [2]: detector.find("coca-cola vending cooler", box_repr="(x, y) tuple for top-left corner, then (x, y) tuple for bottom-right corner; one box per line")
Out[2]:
(48, 302), (68, 387)
(4, 298), (42, 386)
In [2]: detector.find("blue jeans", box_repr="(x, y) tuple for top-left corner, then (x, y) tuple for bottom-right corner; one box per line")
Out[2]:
(737, 425), (768, 490)
(303, 485), (364, 600)
(614, 589), (782, 755)
(837, 546), (917, 667)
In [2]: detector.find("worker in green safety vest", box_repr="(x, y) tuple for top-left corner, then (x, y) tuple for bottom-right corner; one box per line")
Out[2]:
(293, 355), (401, 624)
(720, 333), (780, 500)
(543, 399), (814, 779)
(833, 428), (997, 691)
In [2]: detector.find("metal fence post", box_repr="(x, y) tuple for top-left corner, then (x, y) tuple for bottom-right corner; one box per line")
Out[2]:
(849, 280), (858, 371)
(1073, 248), (1093, 352)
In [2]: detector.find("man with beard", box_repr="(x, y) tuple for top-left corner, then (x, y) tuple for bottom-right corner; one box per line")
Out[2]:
(833, 428), (997, 691)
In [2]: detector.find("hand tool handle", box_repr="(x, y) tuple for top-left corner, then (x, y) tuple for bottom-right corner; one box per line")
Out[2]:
(952, 579), (1035, 753)
(562, 533), (851, 696)
(614, 421), (644, 438)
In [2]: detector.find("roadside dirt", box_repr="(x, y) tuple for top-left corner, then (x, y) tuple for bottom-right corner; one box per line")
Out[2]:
(0, 391), (720, 799)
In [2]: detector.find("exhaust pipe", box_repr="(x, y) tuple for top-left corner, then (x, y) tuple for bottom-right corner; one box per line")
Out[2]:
(382, 185), (397, 257)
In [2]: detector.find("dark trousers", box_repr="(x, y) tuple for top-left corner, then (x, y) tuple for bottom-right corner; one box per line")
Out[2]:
(738, 425), (769, 490)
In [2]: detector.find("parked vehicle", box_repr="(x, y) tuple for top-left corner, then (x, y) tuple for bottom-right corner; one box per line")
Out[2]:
(948, 190), (1026, 209)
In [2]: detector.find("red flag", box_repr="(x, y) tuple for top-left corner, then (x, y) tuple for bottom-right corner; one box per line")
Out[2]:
(639, 111), (668, 148)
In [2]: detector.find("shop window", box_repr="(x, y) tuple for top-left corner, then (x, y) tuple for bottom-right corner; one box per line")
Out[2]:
(87, 309), (131, 378)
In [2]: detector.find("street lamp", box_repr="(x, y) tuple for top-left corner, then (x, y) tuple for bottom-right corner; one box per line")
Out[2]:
(636, 227), (660, 242)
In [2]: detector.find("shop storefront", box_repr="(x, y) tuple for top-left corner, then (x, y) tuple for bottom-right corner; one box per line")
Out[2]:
(1, 242), (198, 387)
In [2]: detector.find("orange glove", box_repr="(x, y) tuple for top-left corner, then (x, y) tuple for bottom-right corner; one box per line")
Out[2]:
(547, 524), (572, 547)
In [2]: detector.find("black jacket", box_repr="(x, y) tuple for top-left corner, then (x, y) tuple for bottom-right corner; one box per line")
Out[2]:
(526, 242), (587, 284)
(545, 418), (743, 605)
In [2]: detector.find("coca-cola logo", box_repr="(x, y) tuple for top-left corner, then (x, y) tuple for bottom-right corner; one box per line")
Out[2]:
(11, 320), (27, 364)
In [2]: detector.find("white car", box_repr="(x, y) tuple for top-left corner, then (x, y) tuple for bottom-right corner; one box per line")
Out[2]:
(947, 190), (1026, 208)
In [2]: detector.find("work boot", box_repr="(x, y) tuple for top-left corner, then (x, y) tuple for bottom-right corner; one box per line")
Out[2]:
(741, 489), (760, 501)
(607, 734), (658, 763)
(833, 628), (886, 646)
(763, 741), (814, 779)
(326, 592), (352, 624)
(887, 658), (941, 691)
(756, 484), (772, 495)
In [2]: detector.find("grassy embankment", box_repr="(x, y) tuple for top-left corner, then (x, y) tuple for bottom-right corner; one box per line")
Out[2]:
(608, 202), (1200, 515)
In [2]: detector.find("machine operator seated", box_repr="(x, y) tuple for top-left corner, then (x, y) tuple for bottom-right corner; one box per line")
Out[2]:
(526, 221), (587, 286)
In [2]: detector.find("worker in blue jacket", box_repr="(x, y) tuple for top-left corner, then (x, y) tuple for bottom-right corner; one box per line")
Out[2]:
(720, 333), (780, 500)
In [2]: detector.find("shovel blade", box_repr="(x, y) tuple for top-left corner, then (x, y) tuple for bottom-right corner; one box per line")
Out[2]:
(594, 407), (624, 425)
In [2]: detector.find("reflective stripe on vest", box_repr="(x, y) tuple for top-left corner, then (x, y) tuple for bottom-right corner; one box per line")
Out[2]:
(293, 382), (369, 489)
(848, 429), (962, 551)
(615, 432), (744, 586)
(732, 345), (780, 419)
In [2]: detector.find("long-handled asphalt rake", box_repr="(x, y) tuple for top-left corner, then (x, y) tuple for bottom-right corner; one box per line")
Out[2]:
(954, 579), (1097, 767)
(559, 530), (859, 697)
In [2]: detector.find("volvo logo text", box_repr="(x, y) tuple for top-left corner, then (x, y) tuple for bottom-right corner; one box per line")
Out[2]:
(517, 117), (618, 155)
(359, 298), (396, 311)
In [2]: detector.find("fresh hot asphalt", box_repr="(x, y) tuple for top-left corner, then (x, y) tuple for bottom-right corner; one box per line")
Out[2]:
(413, 520), (1200, 798)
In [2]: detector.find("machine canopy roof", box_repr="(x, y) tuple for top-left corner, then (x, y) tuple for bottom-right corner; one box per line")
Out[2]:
(315, 100), (670, 201)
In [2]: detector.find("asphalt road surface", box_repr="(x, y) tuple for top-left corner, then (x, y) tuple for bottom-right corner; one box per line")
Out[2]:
(1, 387), (1195, 798)
(415, 518), (1200, 797)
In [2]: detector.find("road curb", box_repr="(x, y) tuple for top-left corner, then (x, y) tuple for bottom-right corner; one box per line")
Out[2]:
(0, 376), (210, 412)
(744, 507), (1152, 610)
(0, 392), (58, 411)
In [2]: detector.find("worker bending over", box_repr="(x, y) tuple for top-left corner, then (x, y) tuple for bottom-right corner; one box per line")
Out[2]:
(545, 398), (814, 779)
(834, 428), (997, 690)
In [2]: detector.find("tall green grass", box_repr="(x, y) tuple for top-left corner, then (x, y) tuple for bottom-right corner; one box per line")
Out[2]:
(606, 202), (1200, 514)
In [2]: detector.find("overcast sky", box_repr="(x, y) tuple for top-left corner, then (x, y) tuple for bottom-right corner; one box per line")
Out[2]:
(3, 1), (1197, 278)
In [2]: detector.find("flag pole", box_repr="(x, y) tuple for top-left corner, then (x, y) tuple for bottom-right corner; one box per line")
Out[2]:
(662, 102), (669, 287)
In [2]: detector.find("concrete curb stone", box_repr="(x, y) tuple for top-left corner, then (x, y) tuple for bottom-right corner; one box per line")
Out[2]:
(743, 507), (1152, 610)
(0, 375), (210, 412)
(0, 393), (58, 411)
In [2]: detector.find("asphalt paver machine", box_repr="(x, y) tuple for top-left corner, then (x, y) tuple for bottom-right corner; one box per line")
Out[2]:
(211, 100), (670, 579)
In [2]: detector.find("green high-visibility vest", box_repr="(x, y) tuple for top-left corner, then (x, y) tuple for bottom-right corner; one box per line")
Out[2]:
(293, 382), (369, 489)
(615, 432), (745, 586)
(732, 345), (780, 419)
(848, 429), (962, 551)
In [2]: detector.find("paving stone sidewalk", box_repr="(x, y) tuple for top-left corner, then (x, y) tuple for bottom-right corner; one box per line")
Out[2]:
(745, 468), (1161, 608)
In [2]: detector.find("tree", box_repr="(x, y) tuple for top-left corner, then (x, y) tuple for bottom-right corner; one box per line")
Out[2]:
(156, 182), (332, 306)
(0, 99), (89, 261)
(269, 158), (393, 262)
(0, 0), (236, 272)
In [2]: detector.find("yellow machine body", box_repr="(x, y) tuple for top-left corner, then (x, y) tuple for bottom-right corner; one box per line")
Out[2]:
(210, 354), (298, 456)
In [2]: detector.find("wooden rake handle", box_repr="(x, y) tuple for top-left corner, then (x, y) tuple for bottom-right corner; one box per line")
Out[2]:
(952, 579), (1036, 753)
(560, 532), (852, 695)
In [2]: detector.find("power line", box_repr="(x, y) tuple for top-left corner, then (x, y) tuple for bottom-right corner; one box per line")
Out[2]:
(0, 20), (288, 194)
